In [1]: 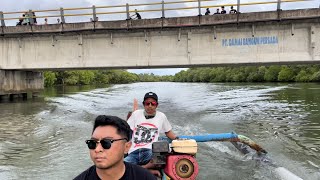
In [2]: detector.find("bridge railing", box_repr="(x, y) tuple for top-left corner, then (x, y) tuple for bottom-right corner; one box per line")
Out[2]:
(0, 0), (314, 27)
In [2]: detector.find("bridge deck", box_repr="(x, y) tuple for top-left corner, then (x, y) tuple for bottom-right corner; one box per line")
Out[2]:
(0, 8), (319, 71)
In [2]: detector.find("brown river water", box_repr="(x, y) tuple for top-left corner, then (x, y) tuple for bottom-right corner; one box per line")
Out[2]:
(0, 82), (319, 180)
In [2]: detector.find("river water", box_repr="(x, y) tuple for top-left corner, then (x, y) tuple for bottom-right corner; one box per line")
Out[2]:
(0, 82), (319, 180)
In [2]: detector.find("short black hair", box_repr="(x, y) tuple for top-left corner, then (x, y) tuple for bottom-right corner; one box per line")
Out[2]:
(92, 115), (132, 141)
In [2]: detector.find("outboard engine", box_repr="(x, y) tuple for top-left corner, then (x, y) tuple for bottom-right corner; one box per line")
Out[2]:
(152, 139), (199, 180)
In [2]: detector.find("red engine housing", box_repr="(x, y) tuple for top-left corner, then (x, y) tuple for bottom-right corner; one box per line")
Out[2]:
(164, 154), (199, 180)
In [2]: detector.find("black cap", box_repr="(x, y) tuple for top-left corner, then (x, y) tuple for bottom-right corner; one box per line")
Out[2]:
(143, 92), (158, 103)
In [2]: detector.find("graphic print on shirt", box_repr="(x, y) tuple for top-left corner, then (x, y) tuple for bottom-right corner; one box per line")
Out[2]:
(133, 123), (158, 148)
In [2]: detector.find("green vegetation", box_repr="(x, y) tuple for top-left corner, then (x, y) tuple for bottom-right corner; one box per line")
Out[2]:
(137, 73), (173, 82)
(44, 71), (57, 87)
(43, 65), (320, 87)
(173, 65), (320, 83)
(43, 70), (172, 87)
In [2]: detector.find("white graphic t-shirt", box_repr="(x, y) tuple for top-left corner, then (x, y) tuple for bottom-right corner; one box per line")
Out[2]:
(127, 109), (172, 153)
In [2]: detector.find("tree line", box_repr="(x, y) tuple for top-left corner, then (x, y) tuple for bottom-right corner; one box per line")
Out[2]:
(44, 65), (320, 87)
(173, 65), (320, 83)
(44, 70), (172, 87)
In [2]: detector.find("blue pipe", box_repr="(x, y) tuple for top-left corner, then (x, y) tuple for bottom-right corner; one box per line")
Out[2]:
(179, 132), (238, 142)
(159, 132), (239, 143)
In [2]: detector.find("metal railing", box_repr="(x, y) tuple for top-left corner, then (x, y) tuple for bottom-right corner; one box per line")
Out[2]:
(0, 0), (312, 27)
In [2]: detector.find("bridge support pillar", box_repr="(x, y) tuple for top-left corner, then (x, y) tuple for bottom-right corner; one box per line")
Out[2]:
(0, 70), (44, 101)
(312, 26), (320, 60)
(310, 26), (320, 60)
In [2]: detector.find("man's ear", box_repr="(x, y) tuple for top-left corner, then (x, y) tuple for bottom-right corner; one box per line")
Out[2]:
(124, 141), (132, 154)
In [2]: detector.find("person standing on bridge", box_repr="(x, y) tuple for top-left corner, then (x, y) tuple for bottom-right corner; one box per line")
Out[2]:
(22, 12), (30, 25)
(74, 115), (156, 180)
(229, 6), (237, 14)
(130, 9), (142, 20)
(16, 15), (24, 26)
(124, 92), (178, 177)
(205, 8), (211, 15)
(44, 18), (48, 25)
(32, 12), (37, 25)
(221, 6), (227, 14)
(214, 8), (220, 14)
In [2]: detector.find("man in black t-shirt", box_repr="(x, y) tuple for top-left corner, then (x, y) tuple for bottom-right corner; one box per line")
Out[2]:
(229, 6), (237, 14)
(74, 162), (155, 180)
(74, 115), (156, 180)
(205, 8), (210, 15)
(221, 6), (226, 14)
(131, 9), (142, 20)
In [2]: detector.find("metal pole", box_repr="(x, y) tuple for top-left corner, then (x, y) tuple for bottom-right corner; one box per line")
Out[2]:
(277, 0), (281, 11)
(0, 11), (5, 27)
(237, 0), (240, 13)
(277, 0), (282, 20)
(126, 3), (130, 20)
(29, 10), (34, 25)
(161, 1), (165, 18)
(198, 0), (201, 16)
(60, 7), (65, 23)
(92, 5), (97, 21)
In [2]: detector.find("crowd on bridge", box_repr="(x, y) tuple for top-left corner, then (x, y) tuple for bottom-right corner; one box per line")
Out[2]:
(205, 6), (238, 15)
(16, 12), (37, 25)
(15, 10), (140, 26)
(15, 6), (237, 26)
(16, 11), (62, 26)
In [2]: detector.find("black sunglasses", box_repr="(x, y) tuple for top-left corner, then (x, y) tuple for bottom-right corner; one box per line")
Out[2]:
(85, 138), (128, 150)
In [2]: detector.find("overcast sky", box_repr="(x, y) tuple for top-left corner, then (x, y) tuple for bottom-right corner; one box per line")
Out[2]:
(1, 0), (319, 75)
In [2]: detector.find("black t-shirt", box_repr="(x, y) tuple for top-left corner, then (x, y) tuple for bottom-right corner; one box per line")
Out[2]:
(230, 9), (237, 14)
(221, 10), (226, 14)
(74, 162), (156, 180)
(136, 13), (141, 19)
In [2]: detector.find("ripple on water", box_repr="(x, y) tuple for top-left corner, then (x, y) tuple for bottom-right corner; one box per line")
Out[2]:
(1, 83), (320, 180)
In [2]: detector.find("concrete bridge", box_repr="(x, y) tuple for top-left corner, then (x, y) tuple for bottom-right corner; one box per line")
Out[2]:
(0, 8), (320, 98)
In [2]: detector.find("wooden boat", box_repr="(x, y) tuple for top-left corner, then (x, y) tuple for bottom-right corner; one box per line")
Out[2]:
(128, 99), (302, 180)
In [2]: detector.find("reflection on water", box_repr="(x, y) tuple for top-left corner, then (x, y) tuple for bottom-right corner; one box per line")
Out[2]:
(0, 82), (319, 180)
(43, 85), (111, 97)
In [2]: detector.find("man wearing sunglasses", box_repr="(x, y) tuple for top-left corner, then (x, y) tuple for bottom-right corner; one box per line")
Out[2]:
(124, 92), (178, 176)
(74, 115), (156, 180)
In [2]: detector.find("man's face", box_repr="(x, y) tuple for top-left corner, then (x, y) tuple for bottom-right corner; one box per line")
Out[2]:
(143, 97), (158, 115)
(89, 126), (131, 169)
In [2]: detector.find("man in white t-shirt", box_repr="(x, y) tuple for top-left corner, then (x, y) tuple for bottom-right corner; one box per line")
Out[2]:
(124, 92), (178, 175)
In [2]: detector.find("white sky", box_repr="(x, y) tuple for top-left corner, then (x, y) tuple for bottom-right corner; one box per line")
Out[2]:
(1, 0), (319, 75)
